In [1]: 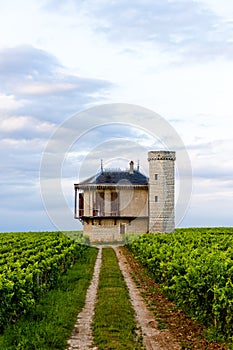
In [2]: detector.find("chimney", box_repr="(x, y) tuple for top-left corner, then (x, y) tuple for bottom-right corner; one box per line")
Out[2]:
(129, 161), (134, 174)
(100, 159), (103, 173)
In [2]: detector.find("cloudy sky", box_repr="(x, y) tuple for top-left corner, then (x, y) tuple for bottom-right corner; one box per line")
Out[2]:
(0, 0), (233, 232)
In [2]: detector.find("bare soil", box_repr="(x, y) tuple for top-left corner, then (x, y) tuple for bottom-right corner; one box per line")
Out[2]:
(119, 246), (228, 350)
(114, 246), (181, 350)
(66, 247), (102, 350)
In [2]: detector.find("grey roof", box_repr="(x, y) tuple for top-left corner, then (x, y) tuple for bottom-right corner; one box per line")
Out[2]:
(80, 170), (148, 185)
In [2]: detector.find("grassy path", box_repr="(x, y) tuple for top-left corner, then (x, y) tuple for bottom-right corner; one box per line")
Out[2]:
(92, 247), (144, 350)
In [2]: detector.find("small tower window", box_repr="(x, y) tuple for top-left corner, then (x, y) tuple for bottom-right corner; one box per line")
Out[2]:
(155, 196), (158, 202)
(154, 174), (158, 180)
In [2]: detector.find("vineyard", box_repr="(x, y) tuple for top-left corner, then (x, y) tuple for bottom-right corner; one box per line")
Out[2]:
(127, 227), (233, 340)
(1, 228), (233, 348)
(0, 231), (87, 331)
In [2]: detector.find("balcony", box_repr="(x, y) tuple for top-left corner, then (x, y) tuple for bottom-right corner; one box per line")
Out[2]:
(77, 209), (120, 218)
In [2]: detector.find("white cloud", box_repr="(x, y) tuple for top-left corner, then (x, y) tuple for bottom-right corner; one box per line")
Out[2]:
(0, 94), (26, 111)
(0, 116), (56, 136)
(0, 116), (28, 132)
(0, 45), (112, 125)
(0, 137), (45, 152)
(194, 0), (233, 19)
(16, 82), (78, 95)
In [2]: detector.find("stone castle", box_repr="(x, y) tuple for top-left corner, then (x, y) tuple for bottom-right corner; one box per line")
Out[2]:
(74, 150), (175, 242)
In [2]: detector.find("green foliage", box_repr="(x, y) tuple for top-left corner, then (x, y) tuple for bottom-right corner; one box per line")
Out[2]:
(63, 230), (90, 245)
(0, 231), (88, 331)
(127, 227), (233, 341)
(92, 248), (144, 349)
(123, 233), (142, 244)
(0, 247), (98, 349)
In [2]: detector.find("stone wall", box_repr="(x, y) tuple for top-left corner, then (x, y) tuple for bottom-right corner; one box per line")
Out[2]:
(148, 151), (175, 233)
(84, 218), (148, 243)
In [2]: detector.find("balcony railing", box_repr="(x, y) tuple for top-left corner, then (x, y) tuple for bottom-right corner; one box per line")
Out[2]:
(77, 209), (120, 217)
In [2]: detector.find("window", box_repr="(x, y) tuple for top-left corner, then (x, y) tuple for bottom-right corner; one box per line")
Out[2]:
(154, 174), (158, 180)
(111, 191), (119, 216)
(155, 196), (158, 202)
(78, 192), (84, 217)
(96, 191), (105, 216)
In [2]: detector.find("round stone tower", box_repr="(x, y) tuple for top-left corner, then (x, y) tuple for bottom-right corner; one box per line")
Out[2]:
(148, 151), (176, 233)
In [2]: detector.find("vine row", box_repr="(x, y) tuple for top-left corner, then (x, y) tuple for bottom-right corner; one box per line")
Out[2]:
(0, 231), (87, 331)
(127, 228), (233, 339)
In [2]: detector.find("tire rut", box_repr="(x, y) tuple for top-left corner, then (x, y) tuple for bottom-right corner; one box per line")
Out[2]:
(114, 246), (181, 350)
(67, 247), (102, 350)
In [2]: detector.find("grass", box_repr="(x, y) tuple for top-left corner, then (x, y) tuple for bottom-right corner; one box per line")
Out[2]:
(92, 247), (144, 350)
(0, 246), (98, 350)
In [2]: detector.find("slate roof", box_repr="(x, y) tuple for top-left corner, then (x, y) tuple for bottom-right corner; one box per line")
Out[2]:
(79, 170), (148, 186)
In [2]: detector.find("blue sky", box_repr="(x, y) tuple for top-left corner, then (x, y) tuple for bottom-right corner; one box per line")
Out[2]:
(0, 0), (232, 232)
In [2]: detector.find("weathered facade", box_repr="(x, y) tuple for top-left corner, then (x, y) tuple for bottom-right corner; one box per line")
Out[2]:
(74, 151), (175, 242)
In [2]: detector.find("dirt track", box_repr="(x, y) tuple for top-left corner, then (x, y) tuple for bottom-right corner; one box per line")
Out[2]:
(66, 245), (228, 349)
(114, 246), (181, 350)
(66, 246), (182, 349)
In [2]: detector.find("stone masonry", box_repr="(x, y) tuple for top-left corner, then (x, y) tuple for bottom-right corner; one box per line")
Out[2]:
(148, 151), (176, 233)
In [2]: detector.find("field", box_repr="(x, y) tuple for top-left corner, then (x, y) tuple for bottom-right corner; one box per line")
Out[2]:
(127, 227), (233, 341)
(1, 228), (233, 348)
(0, 231), (88, 331)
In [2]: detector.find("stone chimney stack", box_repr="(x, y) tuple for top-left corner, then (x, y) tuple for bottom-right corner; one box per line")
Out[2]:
(129, 160), (134, 174)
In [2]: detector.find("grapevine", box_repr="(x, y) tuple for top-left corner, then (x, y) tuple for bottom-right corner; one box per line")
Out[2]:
(0, 231), (87, 331)
(127, 227), (233, 338)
